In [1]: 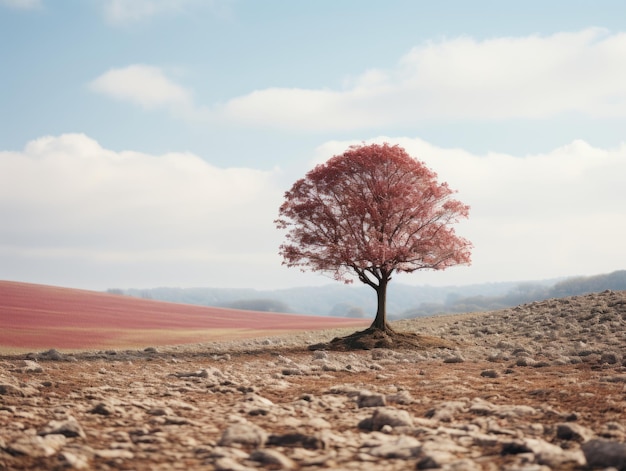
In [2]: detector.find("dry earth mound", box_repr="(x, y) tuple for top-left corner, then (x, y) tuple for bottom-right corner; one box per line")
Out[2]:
(2, 290), (626, 470)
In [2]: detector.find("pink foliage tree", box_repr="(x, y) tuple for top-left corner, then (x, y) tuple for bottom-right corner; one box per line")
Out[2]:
(276, 143), (472, 331)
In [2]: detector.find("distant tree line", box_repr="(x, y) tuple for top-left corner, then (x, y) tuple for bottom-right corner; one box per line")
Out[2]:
(223, 299), (290, 313)
(106, 270), (626, 319)
(399, 270), (626, 319)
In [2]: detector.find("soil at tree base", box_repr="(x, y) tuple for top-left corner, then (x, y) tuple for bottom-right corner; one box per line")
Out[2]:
(308, 326), (457, 351)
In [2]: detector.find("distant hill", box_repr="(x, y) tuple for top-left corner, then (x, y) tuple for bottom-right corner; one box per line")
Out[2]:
(0, 281), (368, 352)
(109, 282), (522, 318)
(402, 270), (626, 318)
(109, 270), (626, 320)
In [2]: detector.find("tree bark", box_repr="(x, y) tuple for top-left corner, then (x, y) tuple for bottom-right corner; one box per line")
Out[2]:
(371, 276), (390, 331)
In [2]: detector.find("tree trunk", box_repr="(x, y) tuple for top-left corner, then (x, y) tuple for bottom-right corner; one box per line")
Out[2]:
(370, 277), (391, 331)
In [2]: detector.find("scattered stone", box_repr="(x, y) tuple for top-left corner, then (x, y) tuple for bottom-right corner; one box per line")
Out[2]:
(312, 350), (328, 360)
(480, 369), (499, 378)
(369, 407), (414, 430)
(426, 401), (467, 422)
(443, 355), (465, 364)
(516, 357), (537, 367)
(2, 290), (626, 470)
(39, 416), (86, 439)
(7, 434), (67, 457)
(38, 349), (65, 361)
(582, 439), (626, 470)
(249, 448), (296, 469)
(0, 382), (24, 396)
(14, 360), (44, 373)
(171, 369), (210, 378)
(599, 422), (626, 440)
(362, 435), (420, 459)
(94, 449), (134, 459)
(58, 451), (90, 469)
(503, 438), (585, 467)
(357, 391), (386, 408)
(600, 352), (620, 364)
(219, 423), (268, 448)
(417, 450), (456, 469)
(281, 368), (303, 376)
(556, 422), (595, 442)
(386, 389), (414, 405)
(267, 433), (326, 450)
(214, 457), (256, 471)
(89, 402), (116, 416)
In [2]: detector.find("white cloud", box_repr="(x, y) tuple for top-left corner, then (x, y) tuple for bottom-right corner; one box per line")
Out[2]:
(0, 0), (42, 9)
(312, 137), (626, 285)
(0, 134), (284, 287)
(2, 134), (624, 289)
(93, 30), (626, 130)
(219, 28), (626, 130)
(89, 65), (199, 117)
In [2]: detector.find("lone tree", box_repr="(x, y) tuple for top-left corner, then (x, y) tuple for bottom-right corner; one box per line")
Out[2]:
(276, 143), (472, 338)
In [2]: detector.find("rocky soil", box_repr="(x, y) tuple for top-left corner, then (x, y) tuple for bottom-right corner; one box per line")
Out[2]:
(2, 290), (626, 470)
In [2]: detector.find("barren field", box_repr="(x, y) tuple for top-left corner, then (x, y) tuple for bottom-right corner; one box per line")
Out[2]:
(2, 290), (626, 470)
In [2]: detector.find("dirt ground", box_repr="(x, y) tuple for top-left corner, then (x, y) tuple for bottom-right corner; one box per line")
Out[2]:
(2, 290), (626, 470)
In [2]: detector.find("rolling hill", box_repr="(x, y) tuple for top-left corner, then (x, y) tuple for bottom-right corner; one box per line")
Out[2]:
(0, 281), (368, 352)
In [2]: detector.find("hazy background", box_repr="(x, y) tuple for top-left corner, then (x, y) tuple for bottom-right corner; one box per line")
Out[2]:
(1, 1), (625, 291)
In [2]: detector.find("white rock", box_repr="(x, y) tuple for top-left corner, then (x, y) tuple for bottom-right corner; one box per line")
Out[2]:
(362, 435), (421, 459)
(219, 423), (268, 448)
(249, 449), (296, 469)
(8, 434), (67, 457)
(371, 407), (414, 430)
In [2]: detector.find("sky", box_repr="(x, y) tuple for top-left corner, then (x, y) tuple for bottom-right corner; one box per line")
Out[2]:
(1, 0), (626, 291)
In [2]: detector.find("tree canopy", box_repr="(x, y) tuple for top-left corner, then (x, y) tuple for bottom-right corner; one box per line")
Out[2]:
(276, 143), (472, 332)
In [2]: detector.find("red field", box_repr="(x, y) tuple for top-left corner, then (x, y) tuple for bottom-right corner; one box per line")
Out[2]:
(0, 281), (369, 352)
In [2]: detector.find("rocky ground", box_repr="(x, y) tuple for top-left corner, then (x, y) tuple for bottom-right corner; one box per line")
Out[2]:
(2, 290), (626, 470)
